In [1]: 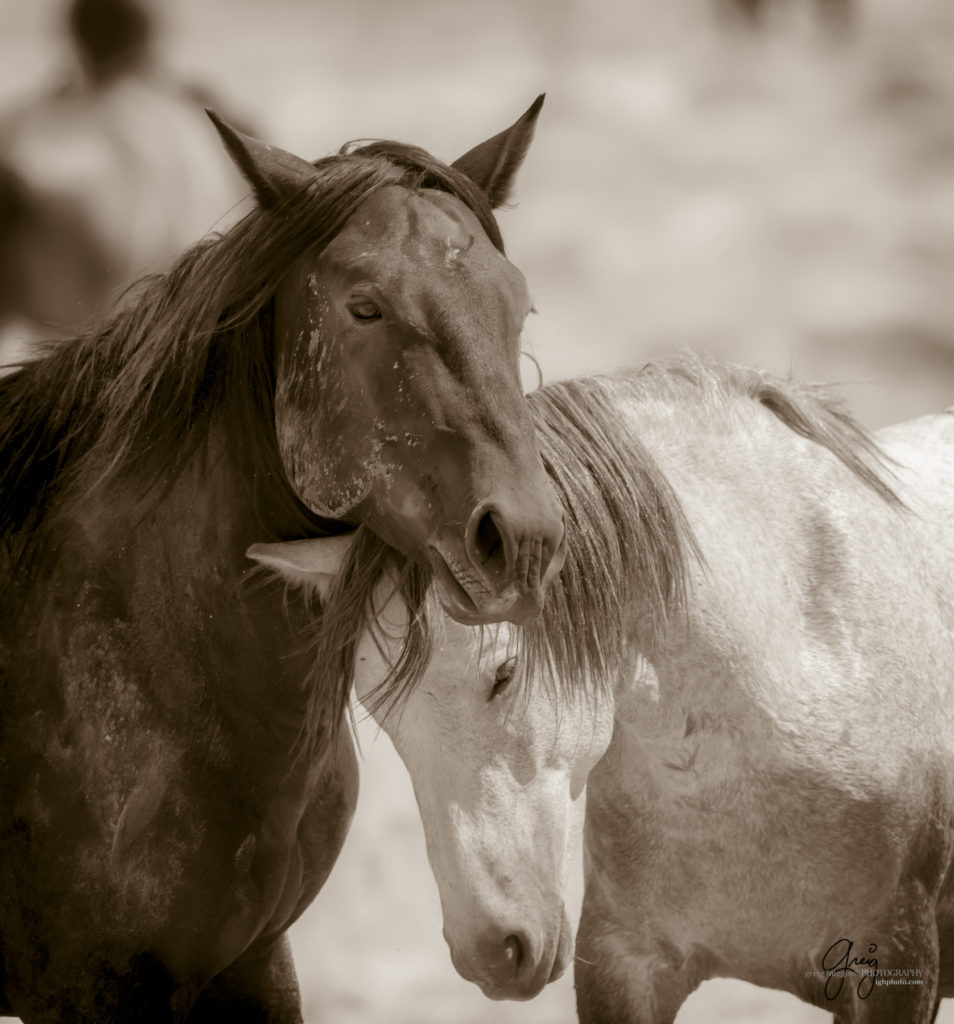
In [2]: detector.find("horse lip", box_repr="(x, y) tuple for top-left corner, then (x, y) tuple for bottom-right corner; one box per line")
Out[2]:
(429, 552), (483, 624)
(429, 544), (548, 626)
(543, 520), (569, 588)
(475, 958), (552, 1003)
(479, 979), (548, 1003)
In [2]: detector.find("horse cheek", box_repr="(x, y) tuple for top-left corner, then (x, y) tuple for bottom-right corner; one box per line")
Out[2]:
(274, 361), (376, 518)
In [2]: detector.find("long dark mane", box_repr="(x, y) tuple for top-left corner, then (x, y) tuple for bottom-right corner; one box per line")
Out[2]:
(0, 137), (504, 750)
(0, 140), (501, 546)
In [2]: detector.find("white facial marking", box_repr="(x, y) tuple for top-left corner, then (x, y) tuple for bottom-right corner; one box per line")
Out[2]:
(354, 603), (614, 999)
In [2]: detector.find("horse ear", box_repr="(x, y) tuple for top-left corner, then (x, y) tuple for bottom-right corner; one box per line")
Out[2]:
(451, 94), (545, 208)
(206, 109), (317, 209)
(246, 534), (357, 599)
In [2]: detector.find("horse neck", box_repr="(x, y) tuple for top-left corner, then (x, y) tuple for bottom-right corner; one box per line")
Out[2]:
(62, 425), (248, 576)
(592, 405), (954, 871)
(53, 438), (331, 761)
(608, 388), (876, 755)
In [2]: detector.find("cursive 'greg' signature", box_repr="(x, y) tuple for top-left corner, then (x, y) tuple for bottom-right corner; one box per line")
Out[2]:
(822, 938), (878, 1000)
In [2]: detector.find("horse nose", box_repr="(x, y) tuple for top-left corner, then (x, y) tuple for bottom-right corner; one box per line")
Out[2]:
(500, 932), (524, 976)
(464, 498), (566, 620)
(468, 505), (502, 566)
(466, 504), (509, 575)
(461, 927), (543, 999)
(479, 930), (523, 980)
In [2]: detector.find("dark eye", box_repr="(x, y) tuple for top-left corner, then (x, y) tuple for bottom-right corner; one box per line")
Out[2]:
(490, 656), (516, 701)
(348, 299), (382, 323)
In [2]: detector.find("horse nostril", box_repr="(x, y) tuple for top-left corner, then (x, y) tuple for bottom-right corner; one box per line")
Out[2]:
(503, 933), (524, 972)
(474, 510), (504, 566)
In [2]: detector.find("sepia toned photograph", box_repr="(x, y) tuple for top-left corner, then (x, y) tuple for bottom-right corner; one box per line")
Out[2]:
(2, 0), (954, 1021)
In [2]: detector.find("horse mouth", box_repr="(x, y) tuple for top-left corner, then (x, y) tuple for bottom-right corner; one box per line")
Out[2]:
(428, 544), (548, 626)
(428, 550), (484, 624)
(452, 903), (575, 1003)
(522, 910), (574, 998)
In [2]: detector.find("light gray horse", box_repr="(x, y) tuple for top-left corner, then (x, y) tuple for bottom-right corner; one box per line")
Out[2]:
(252, 357), (954, 1023)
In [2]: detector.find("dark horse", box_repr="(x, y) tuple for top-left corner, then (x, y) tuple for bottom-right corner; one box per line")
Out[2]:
(0, 98), (565, 1022)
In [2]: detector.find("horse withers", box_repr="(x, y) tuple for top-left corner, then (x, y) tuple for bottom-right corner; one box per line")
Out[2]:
(259, 359), (954, 1022)
(0, 99), (563, 1023)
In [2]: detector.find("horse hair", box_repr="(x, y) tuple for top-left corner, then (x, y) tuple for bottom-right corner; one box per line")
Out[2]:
(651, 353), (903, 506)
(361, 354), (901, 716)
(359, 369), (704, 716)
(0, 137), (504, 756)
(0, 133), (900, 745)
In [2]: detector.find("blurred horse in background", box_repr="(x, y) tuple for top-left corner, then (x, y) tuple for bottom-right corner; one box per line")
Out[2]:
(722, 0), (854, 36)
(0, 98), (565, 1022)
(259, 357), (954, 1022)
(0, 0), (250, 363)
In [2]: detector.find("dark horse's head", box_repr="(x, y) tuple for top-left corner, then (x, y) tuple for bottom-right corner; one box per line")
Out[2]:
(212, 98), (565, 625)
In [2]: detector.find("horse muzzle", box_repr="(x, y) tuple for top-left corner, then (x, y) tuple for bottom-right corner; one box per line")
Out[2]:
(430, 498), (567, 626)
(447, 909), (573, 1001)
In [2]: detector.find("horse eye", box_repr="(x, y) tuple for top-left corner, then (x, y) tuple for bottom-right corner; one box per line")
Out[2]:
(490, 656), (517, 701)
(348, 299), (382, 323)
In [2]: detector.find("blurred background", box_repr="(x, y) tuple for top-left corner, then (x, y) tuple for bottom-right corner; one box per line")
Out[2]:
(2, 0), (953, 1021)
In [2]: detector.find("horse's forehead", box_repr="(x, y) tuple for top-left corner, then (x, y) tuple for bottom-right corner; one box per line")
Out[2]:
(327, 187), (517, 286)
(345, 187), (477, 245)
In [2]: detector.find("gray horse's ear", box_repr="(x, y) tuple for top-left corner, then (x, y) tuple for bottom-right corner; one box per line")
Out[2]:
(451, 94), (545, 209)
(206, 109), (317, 209)
(246, 534), (357, 599)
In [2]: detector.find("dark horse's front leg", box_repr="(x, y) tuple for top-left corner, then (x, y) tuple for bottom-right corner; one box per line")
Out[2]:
(186, 935), (302, 1024)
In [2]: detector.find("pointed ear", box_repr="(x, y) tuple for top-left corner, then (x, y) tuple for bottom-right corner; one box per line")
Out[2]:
(206, 109), (318, 209)
(451, 94), (545, 209)
(246, 534), (357, 600)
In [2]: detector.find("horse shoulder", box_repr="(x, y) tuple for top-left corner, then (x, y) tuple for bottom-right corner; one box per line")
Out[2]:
(283, 730), (360, 923)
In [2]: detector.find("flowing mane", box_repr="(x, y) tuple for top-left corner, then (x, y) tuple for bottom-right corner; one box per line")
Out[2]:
(0, 139), (505, 753)
(0, 140), (503, 552)
(616, 355), (903, 506)
(523, 356), (901, 690)
(516, 372), (699, 699)
(362, 354), (902, 714)
(358, 367), (702, 715)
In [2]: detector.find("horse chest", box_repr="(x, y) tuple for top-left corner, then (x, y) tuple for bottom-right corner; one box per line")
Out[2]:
(0, 589), (357, 986)
(215, 735), (359, 951)
(583, 707), (953, 996)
